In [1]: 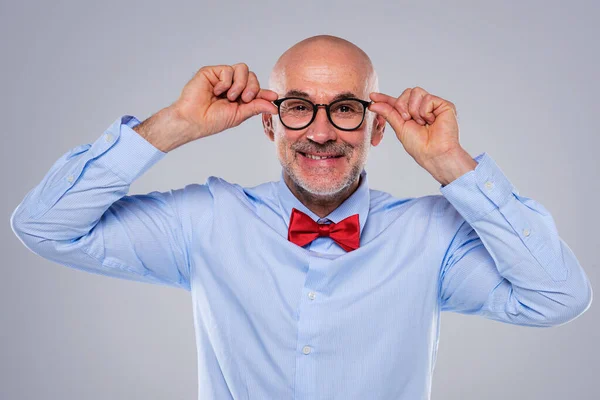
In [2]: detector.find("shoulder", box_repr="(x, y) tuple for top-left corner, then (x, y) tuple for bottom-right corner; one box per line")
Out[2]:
(177, 176), (278, 210)
(368, 187), (442, 214)
(368, 188), (463, 225)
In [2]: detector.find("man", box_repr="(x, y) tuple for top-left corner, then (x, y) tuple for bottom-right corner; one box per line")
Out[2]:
(10, 35), (593, 399)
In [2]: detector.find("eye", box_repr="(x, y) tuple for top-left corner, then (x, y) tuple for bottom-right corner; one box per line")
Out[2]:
(331, 100), (362, 114)
(293, 104), (308, 111)
(280, 99), (313, 114)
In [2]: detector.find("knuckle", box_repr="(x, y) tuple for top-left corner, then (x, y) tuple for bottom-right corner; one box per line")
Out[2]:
(248, 72), (259, 84)
(243, 86), (257, 98)
(196, 65), (211, 78)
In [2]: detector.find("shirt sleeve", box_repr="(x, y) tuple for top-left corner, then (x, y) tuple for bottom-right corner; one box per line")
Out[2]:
(9, 115), (193, 291)
(437, 152), (593, 327)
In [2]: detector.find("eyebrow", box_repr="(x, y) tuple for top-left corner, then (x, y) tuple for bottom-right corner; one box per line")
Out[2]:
(283, 89), (360, 102)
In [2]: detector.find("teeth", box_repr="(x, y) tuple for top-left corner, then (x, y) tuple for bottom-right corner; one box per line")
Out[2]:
(305, 153), (336, 160)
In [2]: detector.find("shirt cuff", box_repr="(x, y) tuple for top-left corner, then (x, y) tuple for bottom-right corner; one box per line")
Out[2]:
(93, 115), (167, 184)
(439, 152), (517, 224)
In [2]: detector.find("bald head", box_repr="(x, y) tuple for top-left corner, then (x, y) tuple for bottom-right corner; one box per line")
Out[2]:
(269, 35), (378, 96)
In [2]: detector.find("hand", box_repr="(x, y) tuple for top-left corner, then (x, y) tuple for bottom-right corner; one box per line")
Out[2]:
(368, 87), (461, 168)
(368, 87), (476, 185)
(171, 63), (278, 141)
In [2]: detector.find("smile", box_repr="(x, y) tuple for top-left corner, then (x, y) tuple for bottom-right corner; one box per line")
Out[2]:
(298, 152), (343, 160)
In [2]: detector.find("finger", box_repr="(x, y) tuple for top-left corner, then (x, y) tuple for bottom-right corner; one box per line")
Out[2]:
(407, 88), (427, 125)
(369, 92), (396, 106)
(369, 92), (397, 118)
(228, 63), (249, 101)
(372, 89), (413, 120)
(367, 102), (405, 133)
(237, 98), (279, 121)
(241, 71), (260, 103)
(213, 66), (234, 96)
(256, 88), (279, 101)
(394, 88), (413, 120)
(419, 94), (439, 124)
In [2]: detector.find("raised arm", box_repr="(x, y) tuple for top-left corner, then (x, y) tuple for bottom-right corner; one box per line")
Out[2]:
(368, 86), (592, 327)
(9, 113), (197, 289)
(10, 63), (278, 290)
(437, 152), (592, 327)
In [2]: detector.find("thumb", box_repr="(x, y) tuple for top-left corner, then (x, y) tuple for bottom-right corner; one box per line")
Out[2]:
(368, 102), (405, 133)
(237, 98), (278, 121)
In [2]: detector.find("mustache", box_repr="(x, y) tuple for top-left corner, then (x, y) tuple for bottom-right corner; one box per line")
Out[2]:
(291, 141), (352, 156)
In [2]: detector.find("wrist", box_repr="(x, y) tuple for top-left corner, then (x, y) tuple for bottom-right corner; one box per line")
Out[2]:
(424, 147), (478, 187)
(133, 106), (195, 153)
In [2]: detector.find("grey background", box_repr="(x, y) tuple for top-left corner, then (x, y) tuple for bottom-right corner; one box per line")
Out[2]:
(1, 0), (598, 399)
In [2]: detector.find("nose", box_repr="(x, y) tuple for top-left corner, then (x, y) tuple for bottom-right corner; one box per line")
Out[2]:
(307, 105), (337, 144)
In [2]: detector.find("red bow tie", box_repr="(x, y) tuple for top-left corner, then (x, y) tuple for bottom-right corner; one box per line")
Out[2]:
(287, 208), (360, 252)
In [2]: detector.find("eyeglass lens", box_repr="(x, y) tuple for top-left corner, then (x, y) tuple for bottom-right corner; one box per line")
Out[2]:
(279, 98), (365, 130)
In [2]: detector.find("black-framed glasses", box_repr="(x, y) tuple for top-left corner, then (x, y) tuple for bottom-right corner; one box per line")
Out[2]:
(272, 97), (373, 131)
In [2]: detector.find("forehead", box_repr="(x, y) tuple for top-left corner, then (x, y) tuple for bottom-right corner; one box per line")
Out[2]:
(277, 61), (371, 101)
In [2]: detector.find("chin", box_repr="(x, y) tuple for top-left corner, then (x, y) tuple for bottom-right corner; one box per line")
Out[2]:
(294, 171), (354, 197)
(280, 153), (363, 197)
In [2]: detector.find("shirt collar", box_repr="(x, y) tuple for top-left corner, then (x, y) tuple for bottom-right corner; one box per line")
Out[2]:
(276, 169), (370, 235)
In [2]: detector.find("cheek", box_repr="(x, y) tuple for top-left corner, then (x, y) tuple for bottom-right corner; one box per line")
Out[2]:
(274, 128), (302, 158)
(346, 132), (371, 154)
(274, 132), (294, 162)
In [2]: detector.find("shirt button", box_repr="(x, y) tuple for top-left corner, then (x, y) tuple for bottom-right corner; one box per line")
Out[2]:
(66, 175), (74, 183)
(308, 291), (316, 300)
(485, 181), (494, 189)
(523, 228), (531, 237)
(302, 346), (312, 355)
(104, 133), (113, 142)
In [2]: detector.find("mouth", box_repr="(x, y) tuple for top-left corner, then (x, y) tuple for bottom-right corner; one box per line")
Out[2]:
(297, 151), (344, 160)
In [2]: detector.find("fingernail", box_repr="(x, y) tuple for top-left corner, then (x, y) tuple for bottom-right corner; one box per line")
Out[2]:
(418, 118), (425, 125)
(402, 113), (410, 120)
(229, 91), (237, 99)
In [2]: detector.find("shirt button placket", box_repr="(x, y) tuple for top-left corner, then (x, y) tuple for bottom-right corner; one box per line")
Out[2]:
(301, 292), (316, 359)
(294, 255), (321, 399)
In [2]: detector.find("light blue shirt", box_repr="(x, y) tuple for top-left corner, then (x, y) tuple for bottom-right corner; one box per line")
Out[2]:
(10, 115), (593, 400)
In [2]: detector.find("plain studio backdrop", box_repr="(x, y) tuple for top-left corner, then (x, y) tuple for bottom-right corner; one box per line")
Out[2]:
(1, 1), (598, 399)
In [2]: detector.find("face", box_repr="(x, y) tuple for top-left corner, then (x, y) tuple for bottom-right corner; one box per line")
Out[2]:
(263, 49), (384, 198)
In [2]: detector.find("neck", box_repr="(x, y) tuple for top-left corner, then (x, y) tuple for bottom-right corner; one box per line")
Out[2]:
(283, 173), (361, 218)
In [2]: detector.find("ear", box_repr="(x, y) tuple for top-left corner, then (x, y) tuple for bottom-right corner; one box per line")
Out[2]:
(370, 113), (385, 147)
(262, 113), (275, 142)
